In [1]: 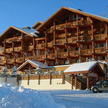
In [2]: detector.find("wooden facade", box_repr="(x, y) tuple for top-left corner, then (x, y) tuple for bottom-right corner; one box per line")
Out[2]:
(0, 7), (108, 70)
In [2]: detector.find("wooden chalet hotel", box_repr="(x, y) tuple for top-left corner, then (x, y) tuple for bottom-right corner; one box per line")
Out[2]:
(0, 7), (108, 71)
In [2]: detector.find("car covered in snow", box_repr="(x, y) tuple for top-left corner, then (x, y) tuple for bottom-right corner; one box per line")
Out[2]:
(91, 80), (108, 93)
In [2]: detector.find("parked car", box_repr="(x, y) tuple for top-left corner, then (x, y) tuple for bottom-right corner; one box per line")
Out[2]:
(91, 80), (108, 93)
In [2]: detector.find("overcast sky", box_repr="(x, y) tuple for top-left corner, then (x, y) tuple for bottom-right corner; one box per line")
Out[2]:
(0, 0), (108, 34)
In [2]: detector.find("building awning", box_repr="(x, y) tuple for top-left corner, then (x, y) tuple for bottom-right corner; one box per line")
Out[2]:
(64, 61), (104, 75)
(17, 60), (49, 71)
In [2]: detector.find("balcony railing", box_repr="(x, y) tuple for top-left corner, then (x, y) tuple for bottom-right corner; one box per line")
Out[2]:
(47, 53), (55, 59)
(67, 37), (77, 43)
(0, 50), (4, 55)
(29, 45), (34, 51)
(78, 35), (92, 42)
(94, 34), (106, 41)
(6, 37), (22, 43)
(81, 49), (92, 55)
(36, 55), (45, 60)
(7, 59), (14, 64)
(16, 57), (24, 63)
(55, 39), (66, 45)
(14, 47), (22, 52)
(36, 44), (45, 49)
(5, 48), (13, 53)
(69, 51), (79, 57)
(95, 47), (106, 53)
(25, 56), (34, 60)
(58, 52), (68, 58)
(47, 42), (53, 48)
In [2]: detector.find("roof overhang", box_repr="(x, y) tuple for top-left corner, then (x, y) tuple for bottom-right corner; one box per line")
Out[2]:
(37, 7), (108, 31)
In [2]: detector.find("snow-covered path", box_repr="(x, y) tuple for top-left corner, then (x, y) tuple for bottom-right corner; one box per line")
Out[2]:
(45, 90), (108, 108)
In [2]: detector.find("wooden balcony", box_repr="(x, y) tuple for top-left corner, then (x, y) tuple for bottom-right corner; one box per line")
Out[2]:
(6, 37), (22, 43)
(81, 49), (92, 56)
(5, 48), (13, 53)
(14, 47), (22, 52)
(16, 57), (24, 63)
(7, 59), (14, 64)
(47, 41), (53, 48)
(78, 36), (92, 42)
(36, 55), (46, 60)
(58, 52), (68, 59)
(0, 50), (4, 56)
(94, 34), (106, 41)
(0, 60), (6, 66)
(55, 39), (66, 46)
(69, 51), (79, 57)
(67, 37), (77, 44)
(25, 56), (34, 60)
(47, 53), (55, 60)
(36, 44), (45, 49)
(29, 45), (34, 51)
(95, 47), (106, 54)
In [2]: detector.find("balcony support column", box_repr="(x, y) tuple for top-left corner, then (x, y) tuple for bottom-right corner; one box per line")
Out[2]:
(21, 33), (25, 62)
(105, 24), (108, 61)
(91, 24), (95, 60)
(12, 42), (15, 66)
(33, 37), (36, 57)
(45, 32), (48, 64)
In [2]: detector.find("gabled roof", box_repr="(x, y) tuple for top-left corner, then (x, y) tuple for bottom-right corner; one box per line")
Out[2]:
(64, 61), (104, 74)
(17, 60), (48, 71)
(32, 22), (43, 29)
(37, 7), (108, 31)
(0, 26), (39, 41)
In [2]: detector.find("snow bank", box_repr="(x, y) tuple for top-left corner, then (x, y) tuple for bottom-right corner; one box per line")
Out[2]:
(0, 84), (65, 108)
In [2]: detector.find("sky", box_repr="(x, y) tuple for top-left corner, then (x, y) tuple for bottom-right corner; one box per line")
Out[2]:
(0, 0), (108, 34)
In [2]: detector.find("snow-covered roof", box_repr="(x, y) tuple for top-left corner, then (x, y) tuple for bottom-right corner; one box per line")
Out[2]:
(17, 60), (49, 71)
(20, 27), (39, 37)
(64, 61), (98, 74)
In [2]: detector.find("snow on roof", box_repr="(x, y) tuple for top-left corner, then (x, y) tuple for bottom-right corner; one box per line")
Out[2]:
(19, 27), (39, 37)
(17, 60), (48, 71)
(64, 61), (98, 73)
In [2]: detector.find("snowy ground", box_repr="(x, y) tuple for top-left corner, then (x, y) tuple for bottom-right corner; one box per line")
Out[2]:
(0, 84), (108, 108)
(45, 90), (108, 108)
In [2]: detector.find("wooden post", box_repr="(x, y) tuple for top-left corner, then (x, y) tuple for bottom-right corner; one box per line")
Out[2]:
(49, 72), (52, 85)
(71, 74), (74, 89)
(65, 20), (67, 43)
(27, 74), (30, 85)
(74, 74), (77, 89)
(33, 37), (36, 57)
(91, 24), (95, 59)
(62, 72), (65, 84)
(38, 74), (40, 85)
(86, 75), (89, 89)
(45, 32), (48, 64)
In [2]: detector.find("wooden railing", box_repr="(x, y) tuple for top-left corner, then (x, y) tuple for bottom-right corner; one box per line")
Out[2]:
(7, 59), (14, 64)
(29, 45), (34, 51)
(95, 47), (106, 53)
(69, 51), (79, 57)
(16, 57), (24, 63)
(25, 56), (34, 60)
(5, 48), (13, 53)
(0, 50), (4, 55)
(47, 53), (55, 59)
(36, 44), (45, 49)
(47, 20), (91, 33)
(81, 49), (92, 55)
(14, 47), (22, 52)
(47, 42), (53, 48)
(67, 37), (77, 43)
(55, 39), (66, 45)
(94, 34), (106, 40)
(36, 55), (45, 60)
(58, 52), (68, 58)
(6, 37), (22, 43)
(78, 35), (92, 41)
